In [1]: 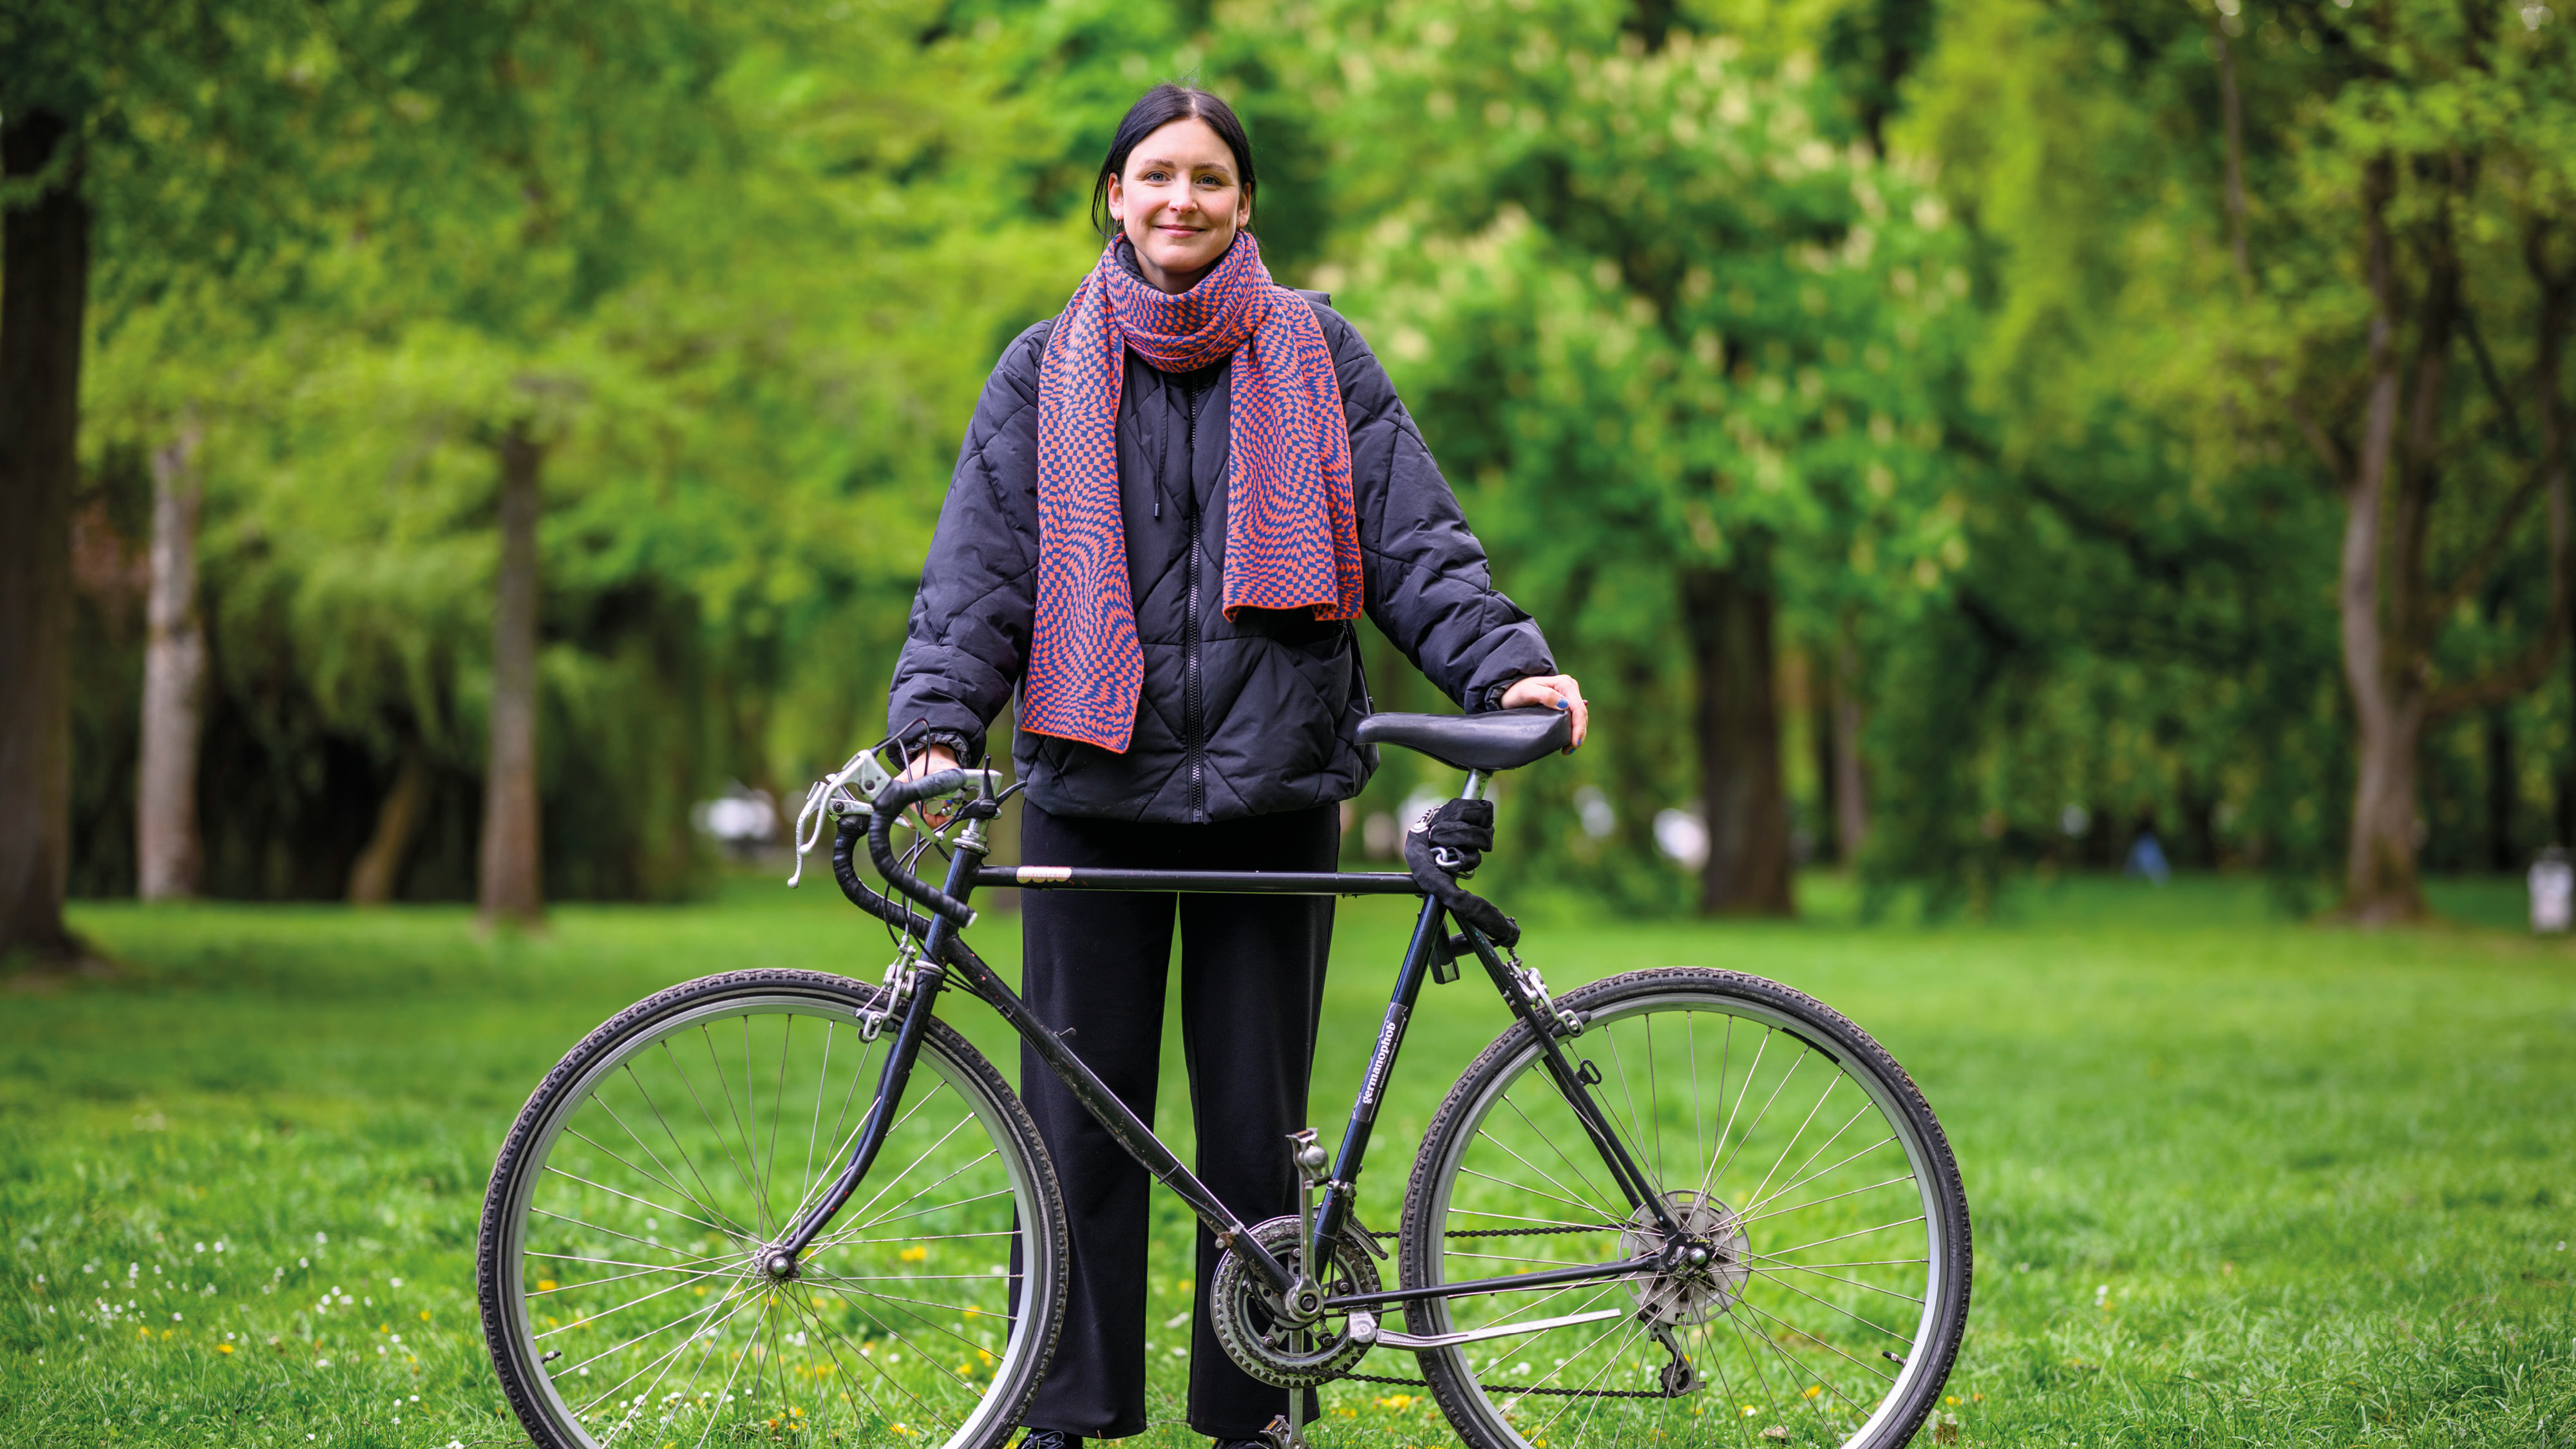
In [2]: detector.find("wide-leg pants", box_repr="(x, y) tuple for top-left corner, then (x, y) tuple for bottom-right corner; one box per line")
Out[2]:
(1014, 799), (1337, 1440)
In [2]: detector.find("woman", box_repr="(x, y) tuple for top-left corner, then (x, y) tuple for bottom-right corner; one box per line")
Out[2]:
(887, 83), (1586, 1449)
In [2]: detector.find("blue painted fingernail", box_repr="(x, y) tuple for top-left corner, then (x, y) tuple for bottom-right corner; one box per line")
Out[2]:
(1553, 699), (1568, 710)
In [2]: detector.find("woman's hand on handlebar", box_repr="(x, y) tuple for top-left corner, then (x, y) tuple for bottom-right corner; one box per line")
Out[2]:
(1501, 674), (1589, 752)
(896, 743), (961, 828)
(898, 743), (960, 782)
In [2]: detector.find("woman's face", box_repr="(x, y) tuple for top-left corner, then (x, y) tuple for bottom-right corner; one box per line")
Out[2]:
(1106, 117), (1249, 294)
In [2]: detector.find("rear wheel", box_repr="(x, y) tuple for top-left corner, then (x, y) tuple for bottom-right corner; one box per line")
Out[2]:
(1400, 968), (1970, 1449)
(477, 970), (1067, 1449)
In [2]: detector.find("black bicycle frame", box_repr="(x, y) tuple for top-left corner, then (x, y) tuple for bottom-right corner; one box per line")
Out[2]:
(782, 804), (1683, 1309)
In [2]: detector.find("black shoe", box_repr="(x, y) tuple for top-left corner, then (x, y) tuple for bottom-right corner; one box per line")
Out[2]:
(1018, 1433), (1082, 1449)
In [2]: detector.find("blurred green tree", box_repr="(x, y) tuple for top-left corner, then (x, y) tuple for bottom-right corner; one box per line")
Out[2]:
(1907, 0), (2575, 919)
(1265, 0), (1971, 914)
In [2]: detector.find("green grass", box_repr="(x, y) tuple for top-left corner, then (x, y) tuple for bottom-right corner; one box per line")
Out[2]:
(5, 873), (2573, 1448)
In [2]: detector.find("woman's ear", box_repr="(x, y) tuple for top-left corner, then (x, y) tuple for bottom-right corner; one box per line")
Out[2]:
(1105, 172), (1126, 223)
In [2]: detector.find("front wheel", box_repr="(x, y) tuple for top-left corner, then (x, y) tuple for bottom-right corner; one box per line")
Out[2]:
(1400, 968), (1971, 1449)
(477, 969), (1068, 1449)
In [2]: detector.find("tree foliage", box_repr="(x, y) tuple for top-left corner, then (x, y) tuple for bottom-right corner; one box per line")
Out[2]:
(37, 0), (2576, 912)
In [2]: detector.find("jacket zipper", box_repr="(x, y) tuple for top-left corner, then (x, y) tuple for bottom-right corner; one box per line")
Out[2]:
(1182, 377), (1207, 822)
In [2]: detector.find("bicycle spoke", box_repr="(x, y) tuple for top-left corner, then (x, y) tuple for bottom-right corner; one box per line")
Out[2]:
(1738, 1172), (1919, 1228)
(1455, 1165), (1620, 1224)
(1710, 1040), (1810, 1193)
(1499, 1086), (1620, 1208)
(568, 1116), (752, 1240)
(1745, 1072), (1848, 1211)
(619, 1066), (743, 1239)
(1737, 1251), (1931, 1303)
(1759, 1215), (1927, 1258)
(1737, 1127), (1899, 1221)
(660, 1040), (767, 1234)
(533, 1262), (741, 1340)
(569, 1281), (761, 1421)
(802, 1019), (833, 1224)
(1472, 1111), (1622, 1220)
(541, 1166), (737, 1240)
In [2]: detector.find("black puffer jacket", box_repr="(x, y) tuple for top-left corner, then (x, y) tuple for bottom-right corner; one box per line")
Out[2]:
(887, 289), (1554, 824)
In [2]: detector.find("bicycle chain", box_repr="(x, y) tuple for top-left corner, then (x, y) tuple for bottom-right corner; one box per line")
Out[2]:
(1365, 1224), (1616, 1240)
(1348, 1223), (1676, 1400)
(1341, 1370), (1683, 1401)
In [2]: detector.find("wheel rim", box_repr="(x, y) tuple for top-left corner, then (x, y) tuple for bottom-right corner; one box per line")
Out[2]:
(495, 991), (1045, 1449)
(1414, 987), (1956, 1448)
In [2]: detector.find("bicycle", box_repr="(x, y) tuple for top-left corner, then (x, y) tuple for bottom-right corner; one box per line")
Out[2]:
(477, 706), (1971, 1449)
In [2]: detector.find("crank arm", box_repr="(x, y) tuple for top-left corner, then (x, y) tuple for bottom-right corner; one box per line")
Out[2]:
(1347, 1305), (1627, 1350)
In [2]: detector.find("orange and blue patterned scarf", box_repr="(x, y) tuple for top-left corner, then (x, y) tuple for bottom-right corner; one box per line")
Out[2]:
(1025, 233), (1361, 752)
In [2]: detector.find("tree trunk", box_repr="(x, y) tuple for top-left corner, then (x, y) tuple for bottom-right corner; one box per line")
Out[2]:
(1682, 564), (1794, 916)
(137, 413), (208, 902)
(2563, 634), (2575, 851)
(478, 424), (545, 927)
(1830, 632), (1868, 864)
(0, 110), (88, 961)
(2336, 159), (2429, 922)
(1811, 654), (1839, 864)
(2485, 710), (2514, 873)
(349, 748), (431, 905)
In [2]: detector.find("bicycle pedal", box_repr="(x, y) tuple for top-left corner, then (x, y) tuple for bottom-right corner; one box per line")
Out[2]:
(1259, 1414), (1312, 1449)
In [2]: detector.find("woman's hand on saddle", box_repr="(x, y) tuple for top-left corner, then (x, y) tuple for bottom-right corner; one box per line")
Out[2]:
(1500, 674), (1589, 752)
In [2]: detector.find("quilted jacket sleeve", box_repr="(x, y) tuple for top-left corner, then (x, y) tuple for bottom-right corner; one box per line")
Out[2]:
(1320, 305), (1557, 711)
(884, 323), (1051, 760)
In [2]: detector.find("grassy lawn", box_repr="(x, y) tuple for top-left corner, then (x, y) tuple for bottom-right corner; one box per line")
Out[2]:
(3, 872), (2571, 1447)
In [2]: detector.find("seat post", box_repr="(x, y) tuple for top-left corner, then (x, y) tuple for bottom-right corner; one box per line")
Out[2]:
(1460, 770), (1490, 801)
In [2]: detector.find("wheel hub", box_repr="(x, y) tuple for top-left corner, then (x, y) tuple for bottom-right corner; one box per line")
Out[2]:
(1618, 1189), (1749, 1325)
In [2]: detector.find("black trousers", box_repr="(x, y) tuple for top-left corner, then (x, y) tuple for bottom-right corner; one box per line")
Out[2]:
(1016, 799), (1337, 1440)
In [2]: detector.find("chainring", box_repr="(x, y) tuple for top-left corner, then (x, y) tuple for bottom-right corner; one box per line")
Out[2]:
(1208, 1215), (1385, 1388)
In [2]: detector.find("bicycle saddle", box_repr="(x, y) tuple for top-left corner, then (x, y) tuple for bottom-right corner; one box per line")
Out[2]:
(1356, 706), (1573, 772)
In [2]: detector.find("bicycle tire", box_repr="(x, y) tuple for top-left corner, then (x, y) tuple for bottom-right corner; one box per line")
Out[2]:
(1399, 967), (1971, 1449)
(477, 969), (1068, 1449)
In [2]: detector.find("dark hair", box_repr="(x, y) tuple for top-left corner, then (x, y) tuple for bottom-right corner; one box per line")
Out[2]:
(1088, 84), (1258, 240)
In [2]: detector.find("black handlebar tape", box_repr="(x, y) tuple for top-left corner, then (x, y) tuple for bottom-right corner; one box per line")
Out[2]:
(867, 770), (977, 927)
(831, 813), (927, 936)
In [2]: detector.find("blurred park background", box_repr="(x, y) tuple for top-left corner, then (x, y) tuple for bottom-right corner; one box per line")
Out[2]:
(5, 7), (2576, 1447)
(4, 0), (2573, 942)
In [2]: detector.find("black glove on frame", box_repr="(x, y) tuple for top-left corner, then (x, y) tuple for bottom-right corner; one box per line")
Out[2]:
(1404, 799), (1520, 948)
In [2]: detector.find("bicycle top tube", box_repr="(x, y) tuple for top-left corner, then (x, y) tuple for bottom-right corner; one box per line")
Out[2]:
(974, 865), (1422, 895)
